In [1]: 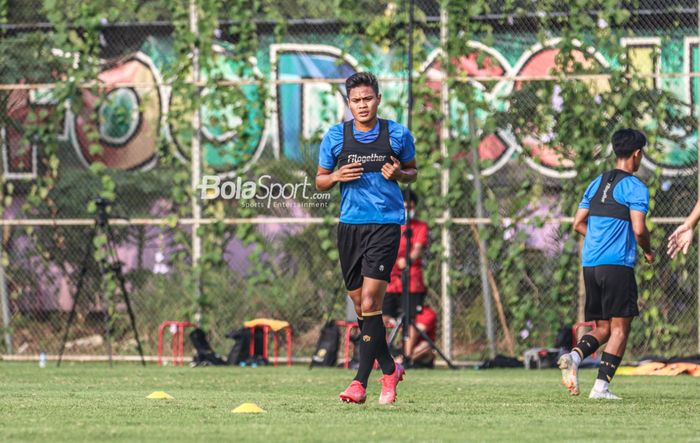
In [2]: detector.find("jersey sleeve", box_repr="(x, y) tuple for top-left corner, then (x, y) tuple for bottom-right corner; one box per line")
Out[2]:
(620, 178), (649, 213)
(318, 126), (341, 170)
(389, 121), (416, 163)
(399, 127), (416, 163)
(579, 176), (602, 209)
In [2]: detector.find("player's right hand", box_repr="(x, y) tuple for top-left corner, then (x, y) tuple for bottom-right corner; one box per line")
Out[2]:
(667, 223), (694, 259)
(333, 162), (363, 182)
(644, 251), (655, 264)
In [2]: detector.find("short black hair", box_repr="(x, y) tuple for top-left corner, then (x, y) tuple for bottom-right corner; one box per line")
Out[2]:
(407, 190), (418, 205)
(612, 128), (646, 158)
(345, 72), (379, 96)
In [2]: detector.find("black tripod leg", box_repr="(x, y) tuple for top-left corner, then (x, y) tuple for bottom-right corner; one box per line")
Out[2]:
(57, 226), (97, 367)
(113, 263), (146, 366)
(96, 262), (113, 369)
(386, 313), (404, 346)
(104, 224), (146, 366)
(411, 319), (457, 370)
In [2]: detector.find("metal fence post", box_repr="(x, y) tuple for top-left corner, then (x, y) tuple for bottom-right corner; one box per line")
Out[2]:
(0, 226), (12, 354)
(697, 0), (700, 354)
(189, 0), (203, 322)
(439, 3), (452, 360)
(468, 109), (496, 360)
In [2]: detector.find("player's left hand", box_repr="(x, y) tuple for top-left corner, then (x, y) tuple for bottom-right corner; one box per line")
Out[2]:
(644, 251), (655, 264)
(381, 156), (402, 181)
(667, 224), (694, 259)
(397, 257), (407, 269)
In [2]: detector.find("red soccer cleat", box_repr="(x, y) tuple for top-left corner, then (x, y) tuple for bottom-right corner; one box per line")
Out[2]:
(378, 363), (405, 405)
(339, 380), (366, 404)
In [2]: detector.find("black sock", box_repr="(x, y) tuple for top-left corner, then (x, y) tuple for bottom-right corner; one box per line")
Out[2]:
(353, 312), (395, 387)
(372, 316), (396, 376)
(357, 316), (364, 331)
(597, 352), (622, 383)
(572, 334), (600, 360)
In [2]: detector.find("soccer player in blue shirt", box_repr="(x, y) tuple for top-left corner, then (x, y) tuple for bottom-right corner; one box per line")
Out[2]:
(558, 129), (654, 400)
(316, 72), (417, 404)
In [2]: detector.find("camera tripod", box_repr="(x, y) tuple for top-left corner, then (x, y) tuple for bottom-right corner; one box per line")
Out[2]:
(57, 198), (145, 367)
(386, 187), (456, 369)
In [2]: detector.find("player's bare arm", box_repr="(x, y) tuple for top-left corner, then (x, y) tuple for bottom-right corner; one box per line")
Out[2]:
(315, 163), (363, 191)
(668, 198), (700, 258)
(573, 208), (589, 236)
(630, 209), (654, 263)
(381, 157), (417, 183)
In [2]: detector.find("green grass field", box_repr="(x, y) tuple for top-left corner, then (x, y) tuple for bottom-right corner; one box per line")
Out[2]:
(1, 362), (699, 442)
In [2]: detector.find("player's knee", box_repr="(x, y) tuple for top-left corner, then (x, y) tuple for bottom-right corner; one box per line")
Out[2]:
(597, 325), (611, 341)
(610, 326), (629, 341)
(360, 289), (382, 311)
(360, 298), (381, 314)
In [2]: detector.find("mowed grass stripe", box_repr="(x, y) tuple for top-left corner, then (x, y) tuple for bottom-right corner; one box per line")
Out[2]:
(1, 363), (698, 442)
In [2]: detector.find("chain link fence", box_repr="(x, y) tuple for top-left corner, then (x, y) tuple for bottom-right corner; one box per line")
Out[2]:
(1, 1), (699, 364)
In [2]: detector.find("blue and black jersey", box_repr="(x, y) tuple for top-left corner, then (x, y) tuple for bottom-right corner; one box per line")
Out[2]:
(579, 170), (649, 268)
(318, 119), (415, 225)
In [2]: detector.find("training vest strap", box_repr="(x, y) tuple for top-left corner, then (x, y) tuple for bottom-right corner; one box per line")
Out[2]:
(337, 119), (393, 173)
(588, 169), (632, 221)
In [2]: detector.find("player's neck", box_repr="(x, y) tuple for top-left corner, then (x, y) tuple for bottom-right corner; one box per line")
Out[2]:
(353, 117), (378, 132)
(614, 159), (635, 174)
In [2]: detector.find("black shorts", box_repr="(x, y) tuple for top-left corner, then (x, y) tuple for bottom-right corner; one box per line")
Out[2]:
(583, 265), (639, 321)
(337, 223), (401, 291)
(383, 292), (426, 319)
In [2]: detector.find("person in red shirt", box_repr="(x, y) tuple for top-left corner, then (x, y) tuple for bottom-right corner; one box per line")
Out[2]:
(382, 191), (430, 361)
(383, 190), (428, 325)
(409, 305), (437, 367)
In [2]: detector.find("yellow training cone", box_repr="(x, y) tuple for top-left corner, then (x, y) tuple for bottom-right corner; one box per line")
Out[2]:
(232, 403), (266, 414)
(146, 391), (174, 399)
(615, 366), (636, 376)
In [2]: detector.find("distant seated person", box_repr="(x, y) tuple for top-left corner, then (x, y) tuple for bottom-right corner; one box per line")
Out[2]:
(383, 190), (429, 329)
(405, 304), (437, 368)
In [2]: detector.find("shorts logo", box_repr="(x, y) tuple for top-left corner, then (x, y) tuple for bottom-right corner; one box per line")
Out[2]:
(379, 265), (384, 272)
(362, 335), (371, 342)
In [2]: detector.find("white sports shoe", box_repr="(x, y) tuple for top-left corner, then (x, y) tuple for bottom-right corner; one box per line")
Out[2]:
(557, 353), (579, 395)
(589, 389), (622, 400)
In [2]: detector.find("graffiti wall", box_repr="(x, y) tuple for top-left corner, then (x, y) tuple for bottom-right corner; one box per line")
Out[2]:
(3, 29), (699, 181)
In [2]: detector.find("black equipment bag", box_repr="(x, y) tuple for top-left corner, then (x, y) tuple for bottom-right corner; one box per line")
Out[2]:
(189, 328), (227, 366)
(310, 321), (340, 368)
(226, 328), (249, 365)
(225, 327), (267, 366)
